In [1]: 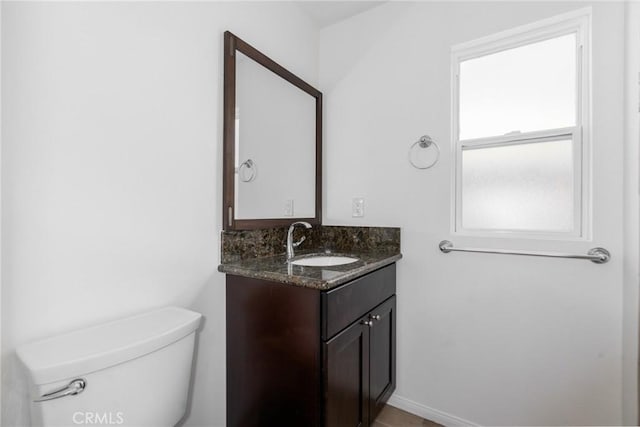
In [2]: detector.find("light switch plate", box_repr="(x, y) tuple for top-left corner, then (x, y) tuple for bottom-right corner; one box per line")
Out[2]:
(352, 198), (364, 218)
(284, 199), (294, 216)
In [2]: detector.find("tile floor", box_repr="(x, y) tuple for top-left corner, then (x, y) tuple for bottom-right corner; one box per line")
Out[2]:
(373, 405), (442, 427)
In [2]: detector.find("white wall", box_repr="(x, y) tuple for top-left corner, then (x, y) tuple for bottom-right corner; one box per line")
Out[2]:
(623, 2), (640, 424)
(0, 3), (318, 426)
(320, 2), (628, 425)
(0, 1), (3, 424)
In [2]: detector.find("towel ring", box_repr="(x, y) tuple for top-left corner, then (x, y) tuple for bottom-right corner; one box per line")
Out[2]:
(409, 135), (440, 169)
(237, 159), (257, 182)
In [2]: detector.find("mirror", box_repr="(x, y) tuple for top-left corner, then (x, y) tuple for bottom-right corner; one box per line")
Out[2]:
(223, 31), (322, 230)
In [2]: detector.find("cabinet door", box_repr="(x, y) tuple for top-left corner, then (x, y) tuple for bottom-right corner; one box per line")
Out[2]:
(368, 296), (396, 422)
(324, 319), (370, 427)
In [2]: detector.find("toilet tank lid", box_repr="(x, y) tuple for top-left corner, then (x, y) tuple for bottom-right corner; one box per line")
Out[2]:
(16, 307), (202, 385)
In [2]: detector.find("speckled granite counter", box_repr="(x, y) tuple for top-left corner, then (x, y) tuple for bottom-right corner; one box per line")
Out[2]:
(218, 249), (401, 290)
(218, 226), (401, 290)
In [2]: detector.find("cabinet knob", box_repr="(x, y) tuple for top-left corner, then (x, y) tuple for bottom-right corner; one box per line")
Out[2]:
(360, 320), (373, 327)
(370, 314), (381, 321)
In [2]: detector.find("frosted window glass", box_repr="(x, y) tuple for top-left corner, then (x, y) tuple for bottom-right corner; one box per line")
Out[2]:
(461, 140), (574, 231)
(459, 34), (576, 140)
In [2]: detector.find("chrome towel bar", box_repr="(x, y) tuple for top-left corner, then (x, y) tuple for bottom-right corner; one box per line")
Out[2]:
(438, 240), (611, 264)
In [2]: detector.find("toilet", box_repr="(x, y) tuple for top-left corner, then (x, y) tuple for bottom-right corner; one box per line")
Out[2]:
(16, 307), (202, 427)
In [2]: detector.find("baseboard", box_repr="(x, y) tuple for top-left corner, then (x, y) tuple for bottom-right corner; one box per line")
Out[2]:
(387, 394), (481, 427)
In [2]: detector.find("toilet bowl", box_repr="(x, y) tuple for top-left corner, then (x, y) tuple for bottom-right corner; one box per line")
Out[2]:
(16, 307), (202, 427)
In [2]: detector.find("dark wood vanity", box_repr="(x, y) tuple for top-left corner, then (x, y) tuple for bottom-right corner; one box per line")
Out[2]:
(220, 30), (399, 427)
(226, 263), (396, 427)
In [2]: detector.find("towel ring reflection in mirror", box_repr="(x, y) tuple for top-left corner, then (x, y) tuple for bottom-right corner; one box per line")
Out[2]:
(409, 135), (440, 170)
(236, 159), (257, 182)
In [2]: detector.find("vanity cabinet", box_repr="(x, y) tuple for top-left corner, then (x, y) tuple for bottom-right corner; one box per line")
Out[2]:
(226, 263), (396, 427)
(325, 296), (396, 427)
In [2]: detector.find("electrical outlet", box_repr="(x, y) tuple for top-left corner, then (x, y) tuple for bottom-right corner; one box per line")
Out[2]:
(352, 198), (364, 218)
(284, 199), (294, 216)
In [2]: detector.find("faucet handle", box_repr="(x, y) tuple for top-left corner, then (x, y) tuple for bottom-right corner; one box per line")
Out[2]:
(292, 236), (306, 248)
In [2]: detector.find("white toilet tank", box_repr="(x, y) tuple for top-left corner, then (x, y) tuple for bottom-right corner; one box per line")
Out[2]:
(16, 307), (202, 427)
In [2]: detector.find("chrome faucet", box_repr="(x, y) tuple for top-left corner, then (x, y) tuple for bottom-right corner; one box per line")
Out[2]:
(286, 221), (312, 261)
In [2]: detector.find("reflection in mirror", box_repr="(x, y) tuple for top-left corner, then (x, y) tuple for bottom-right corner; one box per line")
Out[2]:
(234, 51), (316, 220)
(223, 31), (322, 230)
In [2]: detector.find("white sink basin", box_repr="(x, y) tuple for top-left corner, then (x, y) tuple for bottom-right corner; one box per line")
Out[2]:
(290, 255), (359, 267)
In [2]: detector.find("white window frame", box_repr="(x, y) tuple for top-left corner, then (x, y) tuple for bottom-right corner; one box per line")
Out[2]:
(450, 8), (592, 241)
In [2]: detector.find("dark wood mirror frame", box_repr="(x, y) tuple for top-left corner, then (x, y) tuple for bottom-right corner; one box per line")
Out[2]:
(223, 31), (323, 230)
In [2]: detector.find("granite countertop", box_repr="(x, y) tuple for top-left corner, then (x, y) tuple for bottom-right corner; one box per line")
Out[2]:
(218, 249), (402, 290)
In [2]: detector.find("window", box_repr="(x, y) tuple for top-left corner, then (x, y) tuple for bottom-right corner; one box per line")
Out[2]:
(451, 9), (591, 239)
